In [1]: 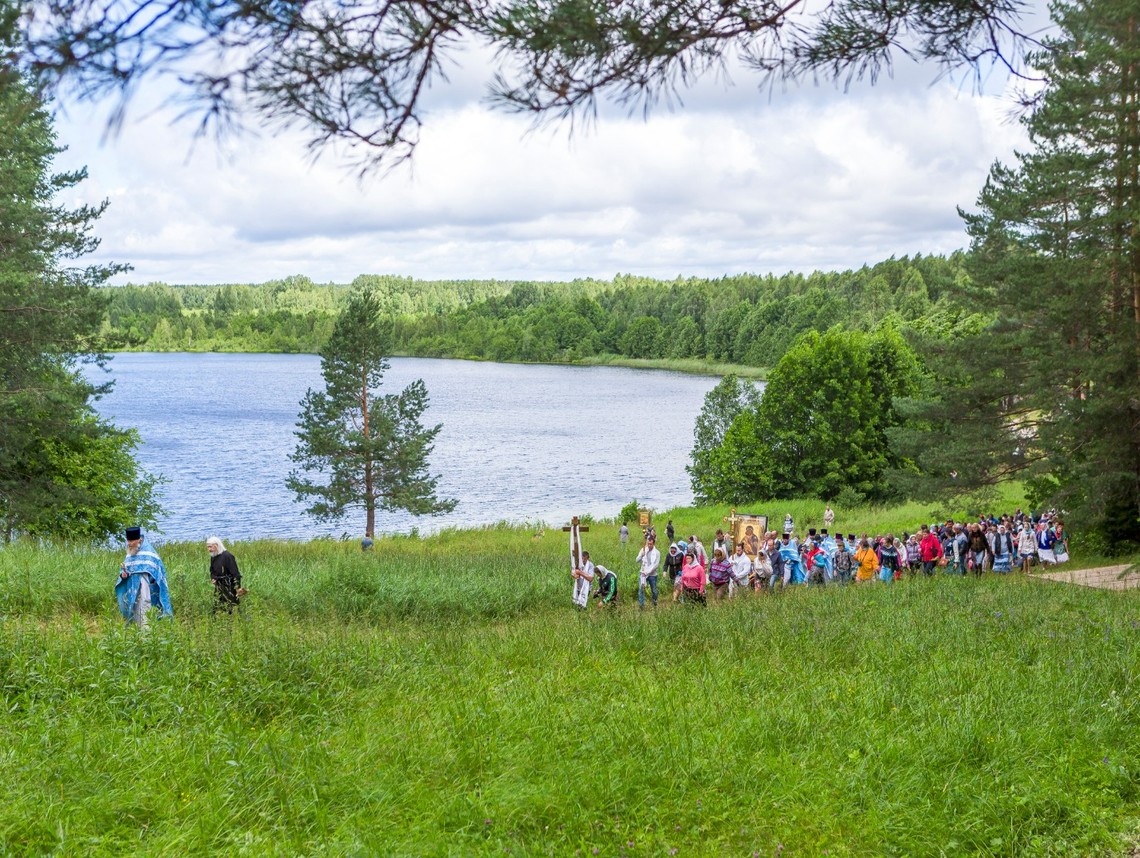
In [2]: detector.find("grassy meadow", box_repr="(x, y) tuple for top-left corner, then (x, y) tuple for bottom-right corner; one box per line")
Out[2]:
(2, 502), (1140, 856)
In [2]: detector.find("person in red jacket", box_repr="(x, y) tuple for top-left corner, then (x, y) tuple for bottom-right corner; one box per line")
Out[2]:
(919, 524), (944, 576)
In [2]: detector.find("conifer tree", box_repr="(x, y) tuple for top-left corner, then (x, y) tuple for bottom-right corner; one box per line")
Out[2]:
(895, 0), (1140, 547)
(0, 11), (161, 541)
(17, 0), (1033, 169)
(288, 288), (456, 537)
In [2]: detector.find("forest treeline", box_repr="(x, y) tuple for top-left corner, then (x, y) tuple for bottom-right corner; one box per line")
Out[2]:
(103, 254), (980, 370)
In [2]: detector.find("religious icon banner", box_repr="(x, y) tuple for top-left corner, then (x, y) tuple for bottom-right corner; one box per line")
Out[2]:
(733, 514), (768, 560)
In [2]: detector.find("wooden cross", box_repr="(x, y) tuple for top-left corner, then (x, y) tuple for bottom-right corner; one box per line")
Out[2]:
(723, 507), (740, 549)
(562, 516), (590, 571)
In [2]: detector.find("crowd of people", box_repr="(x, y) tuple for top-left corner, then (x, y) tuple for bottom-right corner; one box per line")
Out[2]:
(573, 509), (1070, 608)
(115, 526), (244, 626)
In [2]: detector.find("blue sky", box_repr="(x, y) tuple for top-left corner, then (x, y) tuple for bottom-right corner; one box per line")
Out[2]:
(51, 30), (1043, 286)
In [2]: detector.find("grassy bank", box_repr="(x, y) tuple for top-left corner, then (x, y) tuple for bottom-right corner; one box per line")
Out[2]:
(2, 511), (1139, 856)
(573, 355), (768, 379)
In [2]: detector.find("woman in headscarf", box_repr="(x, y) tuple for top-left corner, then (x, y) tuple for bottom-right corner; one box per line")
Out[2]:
(663, 542), (684, 589)
(207, 536), (243, 614)
(679, 547), (707, 605)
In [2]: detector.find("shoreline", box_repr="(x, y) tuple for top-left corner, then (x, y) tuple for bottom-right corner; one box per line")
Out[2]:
(107, 349), (769, 380)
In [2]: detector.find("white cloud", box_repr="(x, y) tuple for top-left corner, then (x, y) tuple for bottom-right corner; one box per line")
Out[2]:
(54, 61), (1030, 285)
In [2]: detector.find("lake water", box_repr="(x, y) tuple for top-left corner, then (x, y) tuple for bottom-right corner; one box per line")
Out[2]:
(87, 353), (734, 543)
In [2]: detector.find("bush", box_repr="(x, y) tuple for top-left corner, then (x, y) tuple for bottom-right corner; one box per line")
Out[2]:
(618, 499), (640, 525)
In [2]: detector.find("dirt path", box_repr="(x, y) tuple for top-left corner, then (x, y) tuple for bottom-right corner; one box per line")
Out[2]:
(1032, 564), (1140, 590)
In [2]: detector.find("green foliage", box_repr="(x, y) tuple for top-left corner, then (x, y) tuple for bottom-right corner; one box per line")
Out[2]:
(287, 288), (455, 537)
(618, 499), (639, 525)
(99, 256), (963, 375)
(687, 374), (762, 503)
(898, 0), (1140, 550)
(0, 50), (161, 541)
(27, 413), (163, 542)
(19, 0), (1032, 170)
(618, 315), (664, 358)
(699, 328), (921, 504)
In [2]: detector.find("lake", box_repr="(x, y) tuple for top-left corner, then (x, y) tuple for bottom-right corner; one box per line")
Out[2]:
(87, 354), (737, 543)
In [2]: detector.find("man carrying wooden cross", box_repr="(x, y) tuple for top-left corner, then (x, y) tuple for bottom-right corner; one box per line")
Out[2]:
(566, 516), (593, 609)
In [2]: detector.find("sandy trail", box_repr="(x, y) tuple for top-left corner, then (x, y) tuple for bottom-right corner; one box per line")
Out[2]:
(1032, 565), (1140, 590)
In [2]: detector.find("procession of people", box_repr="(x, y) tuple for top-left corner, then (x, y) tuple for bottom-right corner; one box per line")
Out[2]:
(573, 508), (1071, 608)
(110, 504), (1072, 625)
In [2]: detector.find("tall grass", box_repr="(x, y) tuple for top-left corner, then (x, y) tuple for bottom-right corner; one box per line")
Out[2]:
(1, 516), (1139, 856)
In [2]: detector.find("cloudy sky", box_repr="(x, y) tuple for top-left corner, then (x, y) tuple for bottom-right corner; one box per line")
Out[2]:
(52, 36), (1042, 287)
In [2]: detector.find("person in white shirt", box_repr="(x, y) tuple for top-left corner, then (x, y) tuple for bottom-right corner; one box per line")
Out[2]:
(729, 542), (753, 597)
(635, 535), (661, 608)
(572, 551), (595, 608)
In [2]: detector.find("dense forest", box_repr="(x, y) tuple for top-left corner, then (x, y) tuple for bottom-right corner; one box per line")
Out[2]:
(102, 254), (979, 371)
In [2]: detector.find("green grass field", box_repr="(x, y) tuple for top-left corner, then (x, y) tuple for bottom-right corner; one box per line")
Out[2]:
(2, 503), (1139, 856)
